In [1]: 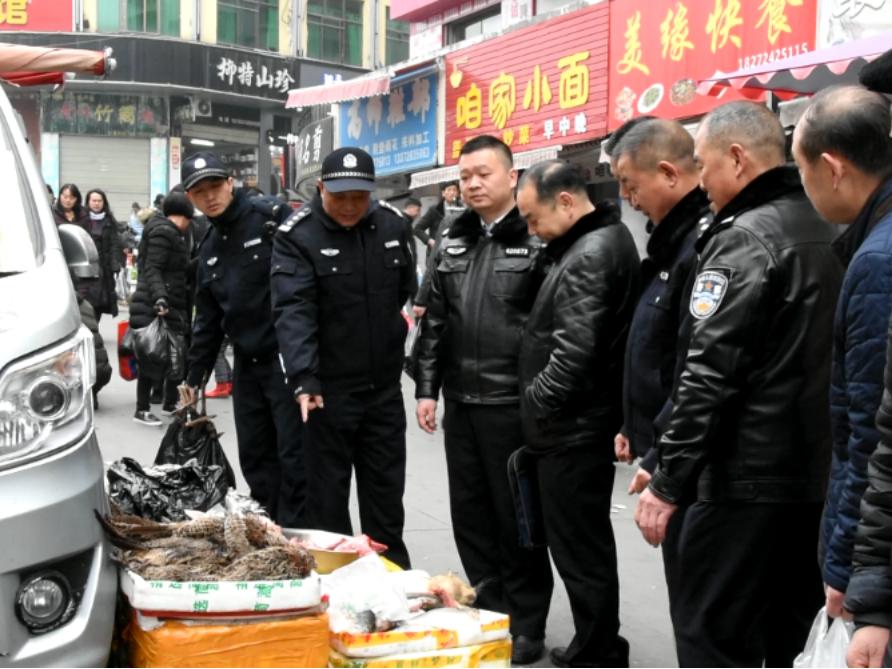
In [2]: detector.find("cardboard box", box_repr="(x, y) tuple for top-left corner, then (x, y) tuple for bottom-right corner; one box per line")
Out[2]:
(327, 638), (512, 668)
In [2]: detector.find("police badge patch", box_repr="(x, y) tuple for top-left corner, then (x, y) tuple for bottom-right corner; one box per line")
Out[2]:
(690, 269), (731, 320)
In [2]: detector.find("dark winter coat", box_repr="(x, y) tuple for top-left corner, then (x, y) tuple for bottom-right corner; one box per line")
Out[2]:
(129, 213), (191, 335)
(415, 206), (544, 405)
(84, 214), (122, 317)
(78, 295), (111, 393)
(413, 200), (446, 248)
(622, 188), (709, 472)
(845, 308), (892, 632)
(821, 178), (892, 594)
(519, 202), (640, 453)
(649, 166), (844, 505)
(271, 195), (416, 396)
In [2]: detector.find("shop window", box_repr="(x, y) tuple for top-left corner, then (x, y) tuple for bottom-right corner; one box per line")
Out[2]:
(126, 0), (180, 35)
(307, 0), (364, 66)
(445, 7), (500, 45)
(385, 6), (409, 65)
(218, 0), (279, 51)
(97, 0), (120, 32)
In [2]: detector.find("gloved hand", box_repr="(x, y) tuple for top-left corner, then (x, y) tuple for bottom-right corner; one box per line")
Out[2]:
(154, 298), (169, 316)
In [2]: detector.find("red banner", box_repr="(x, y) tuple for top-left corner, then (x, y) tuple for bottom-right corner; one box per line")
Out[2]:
(607, 0), (818, 130)
(0, 0), (74, 31)
(444, 3), (609, 165)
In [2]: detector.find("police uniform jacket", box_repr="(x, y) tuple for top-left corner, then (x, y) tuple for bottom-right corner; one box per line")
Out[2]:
(519, 201), (639, 453)
(649, 166), (843, 505)
(270, 193), (416, 397)
(622, 188), (709, 472)
(415, 205), (543, 405)
(186, 189), (290, 387)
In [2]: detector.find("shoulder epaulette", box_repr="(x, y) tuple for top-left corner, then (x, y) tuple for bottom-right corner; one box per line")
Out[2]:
(278, 207), (311, 233)
(378, 200), (405, 218)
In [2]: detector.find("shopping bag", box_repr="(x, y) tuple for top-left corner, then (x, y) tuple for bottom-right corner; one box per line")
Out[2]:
(132, 315), (180, 378)
(793, 607), (854, 668)
(507, 447), (547, 549)
(154, 406), (236, 491)
(117, 321), (138, 381)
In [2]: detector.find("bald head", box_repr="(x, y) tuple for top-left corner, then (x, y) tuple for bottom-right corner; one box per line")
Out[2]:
(613, 118), (696, 173)
(700, 101), (786, 167)
(796, 85), (892, 177)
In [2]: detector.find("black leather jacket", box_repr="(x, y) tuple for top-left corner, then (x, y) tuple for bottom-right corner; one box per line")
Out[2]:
(649, 166), (844, 504)
(415, 206), (543, 404)
(520, 202), (640, 453)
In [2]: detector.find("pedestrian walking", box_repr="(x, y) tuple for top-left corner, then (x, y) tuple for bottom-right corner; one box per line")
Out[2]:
(516, 160), (639, 667)
(179, 151), (305, 527)
(634, 101), (844, 667)
(52, 183), (89, 228)
(130, 192), (194, 425)
(83, 189), (123, 322)
(207, 339), (233, 398)
(791, 86), (892, 622)
(271, 147), (416, 568)
(413, 182), (460, 259)
(414, 135), (553, 665)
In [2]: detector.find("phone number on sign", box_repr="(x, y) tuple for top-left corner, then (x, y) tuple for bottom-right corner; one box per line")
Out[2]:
(737, 43), (809, 71)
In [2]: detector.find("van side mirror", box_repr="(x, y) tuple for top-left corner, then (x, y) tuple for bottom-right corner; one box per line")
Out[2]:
(58, 224), (100, 279)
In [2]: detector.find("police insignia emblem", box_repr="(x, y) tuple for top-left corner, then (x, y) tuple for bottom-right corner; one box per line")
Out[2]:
(504, 247), (530, 257)
(384, 240), (400, 248)
(343, 153), (358, 168)
(321, 248), (340, 257)
(446, 246), (467, 256)
(690, 269), (730, 320)
(207, 256), (218, 266)
(194, 158), (207, 169)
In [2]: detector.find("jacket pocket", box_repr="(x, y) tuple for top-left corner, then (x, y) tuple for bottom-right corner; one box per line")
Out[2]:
(383, 246), (408, 269)
(492, 256), (533, 297)
(317, 261), (354, 277)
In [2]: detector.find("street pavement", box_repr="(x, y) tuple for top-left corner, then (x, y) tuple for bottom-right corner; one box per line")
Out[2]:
(94, 309), (677, 667)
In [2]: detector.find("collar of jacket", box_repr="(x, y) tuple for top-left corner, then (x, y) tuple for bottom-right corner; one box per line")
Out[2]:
(209, 188), (250, 228)
(698, 165), (802, 252)
(545, 199), (622, 260)
(831, 177), (892, 268)
(309, 192), (376, 232)
(448, 204), (527, 242)
(646, 187), (709, 265)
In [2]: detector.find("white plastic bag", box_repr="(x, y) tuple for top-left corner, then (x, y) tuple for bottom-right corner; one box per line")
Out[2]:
(793, 607), (855, 668)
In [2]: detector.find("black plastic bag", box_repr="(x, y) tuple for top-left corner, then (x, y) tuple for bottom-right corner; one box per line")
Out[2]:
(154, 408), (236, 490)
(106, 457), (229, 522)
(131, 316), (170, 378)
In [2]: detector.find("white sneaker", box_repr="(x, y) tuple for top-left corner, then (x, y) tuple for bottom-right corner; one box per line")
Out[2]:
(133, 410), (162, 426)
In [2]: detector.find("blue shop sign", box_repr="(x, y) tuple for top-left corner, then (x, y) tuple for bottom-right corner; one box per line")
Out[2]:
(338, 73), (438, 177)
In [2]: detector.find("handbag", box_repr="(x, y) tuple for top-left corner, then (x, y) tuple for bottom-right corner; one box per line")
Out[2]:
(507, 446), (547, 548)
(117, 320), (138, 381)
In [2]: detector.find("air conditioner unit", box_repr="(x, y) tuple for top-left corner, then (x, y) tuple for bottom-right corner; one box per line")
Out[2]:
(191, 97), (213, 118)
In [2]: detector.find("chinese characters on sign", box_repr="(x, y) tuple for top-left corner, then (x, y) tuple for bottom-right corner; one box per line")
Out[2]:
(337, 74), (438, 177)
(607, 0), (817, 129)
(0, 0), (73, 30)
(445, 3), (609, 164)
(43, 93), (168, 137)
(216, 57), (296, 94)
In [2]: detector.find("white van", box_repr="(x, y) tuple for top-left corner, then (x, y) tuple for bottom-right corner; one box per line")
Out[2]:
(0, 80), (116, 663)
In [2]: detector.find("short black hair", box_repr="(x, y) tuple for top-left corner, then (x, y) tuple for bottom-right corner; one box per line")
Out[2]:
(798, 85), (892, 177)
(441, 181), (458, 191)
(612, 118), (695, 172)
(459, 135), (513, 167)
(604, 116), (657, 158)
(860, 48), (892, 94)
(405, 197), (422, 207)
(700, 101), (785, 164)
(518, 160), (588, 203)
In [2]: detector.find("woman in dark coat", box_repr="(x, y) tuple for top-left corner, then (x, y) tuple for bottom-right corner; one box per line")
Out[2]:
(129, 192), (193, 425)
(84, 189), (123, 320)
(52, 183), (89, 228)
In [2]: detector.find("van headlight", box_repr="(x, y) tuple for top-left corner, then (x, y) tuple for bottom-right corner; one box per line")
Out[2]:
(0, 326), (94, 467)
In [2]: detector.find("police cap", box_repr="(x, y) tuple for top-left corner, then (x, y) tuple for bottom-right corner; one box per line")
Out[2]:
(182, 151), (230, 191)
(321, 147), (376, 193)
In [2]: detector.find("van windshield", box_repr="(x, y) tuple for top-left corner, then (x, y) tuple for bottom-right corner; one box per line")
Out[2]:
(0, 110), (39, 276)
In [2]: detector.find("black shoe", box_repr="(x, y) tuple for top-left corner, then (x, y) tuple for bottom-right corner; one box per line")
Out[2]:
(133, 410), (162, 427)
(512, 636), (544, 666)
(550, 636), (630, 668)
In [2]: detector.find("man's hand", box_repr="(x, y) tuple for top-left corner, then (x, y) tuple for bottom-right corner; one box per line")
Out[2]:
(178, 383), (197, 408)
(825, 584), (852, 619)
(628, 467), (652, 495)
(417, 399), (437, 434)
(848, 625), (891, 668)
(614, 433), (633, 463)
(412, 305), (427, 318)
(428, 239), (436, 248)
(154, 299), (169, 316)
(634, 487), (677, 547)
(297, 393), (324, 422)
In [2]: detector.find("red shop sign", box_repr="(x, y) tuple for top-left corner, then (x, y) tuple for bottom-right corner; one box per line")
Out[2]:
(0, 0), (74, 31)
(444, 3), (609, 165)
(607, 0), (818, 130)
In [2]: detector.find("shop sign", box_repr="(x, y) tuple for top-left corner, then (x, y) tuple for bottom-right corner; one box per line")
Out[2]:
(214, 55), (295, 96)
(444, 3), (609, 165)
(43, 92), (169, 138)
(818, 0), (892, 46)
(608, 0), (818, 130)
(292, 116), (334, 181)
(0, 0), (73, 31)
(337, 73), (438, 177)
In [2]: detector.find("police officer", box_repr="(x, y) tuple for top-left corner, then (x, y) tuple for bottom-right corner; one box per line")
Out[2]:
(414, 135), (553, 666)
(178, 151), (305, 527)
(271, 147), (415, 569)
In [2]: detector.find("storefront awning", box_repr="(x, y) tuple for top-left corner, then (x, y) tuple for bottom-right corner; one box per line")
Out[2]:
(285, 63), (438, 109)
(697, 32), (892, 99)
(410, 145), (563, 189)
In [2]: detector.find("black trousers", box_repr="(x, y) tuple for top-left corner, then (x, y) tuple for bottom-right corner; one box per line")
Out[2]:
(443, 401), (553, 638)
(537, 447), (621, 664)
(674, 501), (824, 667)
(662, 501), (688, 648)
(231, 355), (306, 527)
(136, 374), (177, 411)
(304, 385), (410, 569)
